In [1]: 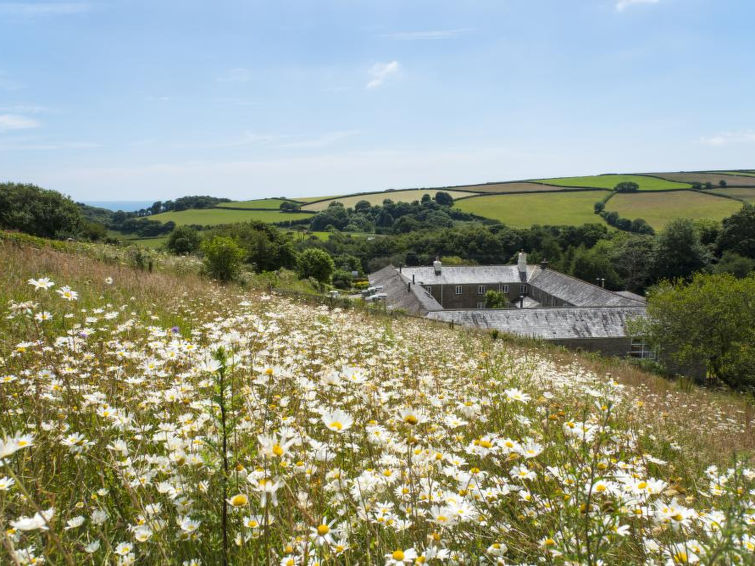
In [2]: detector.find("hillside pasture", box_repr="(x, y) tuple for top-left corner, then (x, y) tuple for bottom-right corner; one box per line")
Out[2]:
(652, 171), (755, 187)
(537, 174), (690, 191)
(454, 190), (608, 227)
(148, 208), (314, 226)
(607, 191), (742, 229)
(719, 171), (755, 178)
(462, 181), (569, 193)
(706, 187), (755, 204)
(216, 198), (296, 209)
(301, 188), (480, 211)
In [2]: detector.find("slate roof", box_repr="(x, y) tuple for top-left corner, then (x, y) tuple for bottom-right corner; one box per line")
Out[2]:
(401, 265), (535, 286)
(368, 266), (443, 315)
(527, 268), (645, 307)
(615, 291), (647, 303)
(427, 307), (647, 340)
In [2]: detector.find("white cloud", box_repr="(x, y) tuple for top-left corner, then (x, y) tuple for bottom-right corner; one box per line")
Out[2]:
(366, 61), (400, 89)
(217, 68), (251, 83)
(615, 0), (660, 12)
(699, 131), (755, 146)
(0, 114), (40, 131)
(0, 2), (92, 16)
(0, 104), (48, 113)
(0, 141), (98, 151)
(381, 29), (471, 40)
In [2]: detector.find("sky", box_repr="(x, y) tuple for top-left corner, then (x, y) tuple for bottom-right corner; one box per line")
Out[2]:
(1, 0), (754, 202)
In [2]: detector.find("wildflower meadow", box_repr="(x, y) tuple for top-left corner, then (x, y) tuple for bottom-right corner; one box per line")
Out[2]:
(0, 240), (753, 565)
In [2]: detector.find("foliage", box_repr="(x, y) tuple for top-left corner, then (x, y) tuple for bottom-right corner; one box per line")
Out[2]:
(201, 235), (245, 281)
(297, 247), (335, 283)
(651, 219), (711, 283)
(208, 221), (298, 273)
(634, 272), (755, 390)
(717, 204), (755, 259)
(485, 289), (508, 308)
(434, 191), (454, 206)
(0, 182), (84, 239)
(279, 201), (301, 212)
(331, 269), (354, 289)
(167, 226), (202, 254)
(713, 251), (755, 278)
(614, 181), (639, 193)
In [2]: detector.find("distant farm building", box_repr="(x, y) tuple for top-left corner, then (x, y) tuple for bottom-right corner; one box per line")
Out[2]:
(367, 254), (650, 358)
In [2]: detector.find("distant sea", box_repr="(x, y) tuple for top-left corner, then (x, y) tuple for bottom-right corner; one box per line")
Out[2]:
(83, 201), (154, 212)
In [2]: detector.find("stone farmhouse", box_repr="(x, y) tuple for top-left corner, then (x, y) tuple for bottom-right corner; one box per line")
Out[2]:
(368, 253), (650, 358)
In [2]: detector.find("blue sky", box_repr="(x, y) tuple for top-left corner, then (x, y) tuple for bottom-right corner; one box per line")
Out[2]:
(1, 0), (754, 201)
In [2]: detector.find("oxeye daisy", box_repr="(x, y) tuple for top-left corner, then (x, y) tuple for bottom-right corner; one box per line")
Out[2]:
(384, 547), (418, 565)
(321, 409), (353, 433)
(309, 516), (338, 546)
(228, 493), (249, 508)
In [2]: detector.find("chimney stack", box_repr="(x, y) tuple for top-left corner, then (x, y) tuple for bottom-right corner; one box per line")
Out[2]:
(518, 251), (527, 273)
(433, 258), (442, 275)
(540, 258), (548, 270)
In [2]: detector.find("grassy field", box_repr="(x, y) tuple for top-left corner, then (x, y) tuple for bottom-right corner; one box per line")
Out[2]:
(608, 191), (743, 229)
(216, 198), (295, 209)
(537, 174), (690, 191)
(652, 171), (755, 187)
(720, 171), (755, 178)
(466, 182), (569, 193)
(455, 191), (608, 227)
(1, 239), (753, 564)
(707, 187), (755, 204)
(148, 208), (314, 226)
(301, 189), (480, 211)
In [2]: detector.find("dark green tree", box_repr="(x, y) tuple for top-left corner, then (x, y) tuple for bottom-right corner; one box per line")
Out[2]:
(651, 218), (710, 282)
(485, 290), (508, 308)
(167, 226), (201, 254)
(717, 205), (755, 259)
(434, 191), (454, 206)
(0, 183), (83, 238)
(297, 248), (335, 283)
(614, 182), (639, 193)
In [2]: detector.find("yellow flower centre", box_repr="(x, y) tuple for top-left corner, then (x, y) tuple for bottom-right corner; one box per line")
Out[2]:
(479, 440), (492, 448)
(595, 484), (606, 492)
(330, 421), (343, 431)
(404, 415), (418, 425)
(230, 494), (248, 507)
(272, 444), (284, 456)
(544, 538), (556, 546)
(392, 550), (405, 560)
(317, 524), (329, 535)
(637, 482), (647, 489)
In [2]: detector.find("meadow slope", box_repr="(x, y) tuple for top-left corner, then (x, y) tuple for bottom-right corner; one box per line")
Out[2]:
(1, 240), (753, 565)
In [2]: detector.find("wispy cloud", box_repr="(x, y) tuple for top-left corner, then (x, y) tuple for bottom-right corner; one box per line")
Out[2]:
(217, 68), (251, 83)
(366, 61), (399, 89)
(0, 2), (92, 16)
(381, 28), (472, 40)
(699, 131), (755, 146)
(0, 104), (48, 114)
(0, 140), (98, 151)
(278, 130), (359, 149)
(0, 113), (40, 132)
(615, 0), (660, 12)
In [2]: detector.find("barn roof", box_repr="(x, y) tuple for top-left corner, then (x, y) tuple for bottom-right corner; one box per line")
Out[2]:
(427, 307), (647, 340)
(401, 265), (534, 285)
(527, 268), (645, 307)
(368, 266), (443, 315)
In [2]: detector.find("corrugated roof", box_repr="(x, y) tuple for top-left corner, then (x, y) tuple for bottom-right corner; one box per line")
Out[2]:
(427, 307), (647, 340)
(402, 265), (534, 285)
(527, 268), (644, 307)
(615, 291), (647, 303)
(368, 266), (443, 315)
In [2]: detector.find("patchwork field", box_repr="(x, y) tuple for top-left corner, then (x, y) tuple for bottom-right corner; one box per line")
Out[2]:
(608, 191), (743, 229)
(720, 171), (755, 178)
(301, 188), (480, 211)
(216, 198), (296, 209)
(706, 187), (755, 204)
(537, 174), (690, 191)
(455, 191), (608, 227)
(652, 172), (755, 187)
(464, 182), (570, 193)
(148, 208), (313, 226)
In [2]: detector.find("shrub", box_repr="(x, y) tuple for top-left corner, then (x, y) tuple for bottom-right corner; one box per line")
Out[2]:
(297, 248), (335, 284)
(201, 236), (245, 282)
(167, 226), (201, 254)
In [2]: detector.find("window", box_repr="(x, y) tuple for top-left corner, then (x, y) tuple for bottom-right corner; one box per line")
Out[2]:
(476, 302), (486, 309)
(520, 284), (527, 294)
(455, 285), (463, 295)
(499, 284), (509, 293)
(477, 285), (486, 295)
